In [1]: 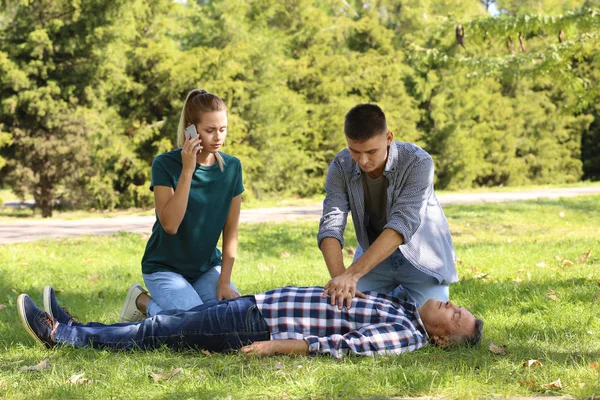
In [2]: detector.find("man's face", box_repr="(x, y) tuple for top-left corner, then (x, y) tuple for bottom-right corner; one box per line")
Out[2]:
(346, 131), (393, 175)
(419, 299), (477, 343)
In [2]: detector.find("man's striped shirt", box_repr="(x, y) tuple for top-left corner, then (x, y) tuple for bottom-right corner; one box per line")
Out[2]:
(317, 141), (457, 284)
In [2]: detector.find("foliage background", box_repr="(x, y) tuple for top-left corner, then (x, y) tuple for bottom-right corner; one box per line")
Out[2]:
(0, 0), (599, 216)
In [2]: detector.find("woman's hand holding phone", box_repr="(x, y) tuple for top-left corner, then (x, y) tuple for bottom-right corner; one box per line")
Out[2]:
(182, 125), (202, 172)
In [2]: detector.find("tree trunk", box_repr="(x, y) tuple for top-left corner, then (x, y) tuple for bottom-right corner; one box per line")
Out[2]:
(38, 173), (53, 218)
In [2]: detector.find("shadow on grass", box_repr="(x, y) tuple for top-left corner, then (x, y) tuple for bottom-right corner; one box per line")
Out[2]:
(238, 222), (358, 259)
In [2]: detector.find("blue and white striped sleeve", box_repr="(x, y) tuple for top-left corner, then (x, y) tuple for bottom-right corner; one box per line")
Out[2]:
(384, 155), (434, 245)
(317, 158), (350, 249)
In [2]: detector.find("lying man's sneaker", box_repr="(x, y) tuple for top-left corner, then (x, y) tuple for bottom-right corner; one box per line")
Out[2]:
(17, 294), (56, 349)
(119, 283), (147, 322)
(43, 286), (76, 326)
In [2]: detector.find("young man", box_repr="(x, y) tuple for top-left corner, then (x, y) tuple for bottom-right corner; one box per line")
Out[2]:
(318, 104), (456, 309)
(18, 286), (482, 358)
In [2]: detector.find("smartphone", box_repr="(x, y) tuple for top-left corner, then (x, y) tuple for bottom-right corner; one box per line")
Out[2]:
(185, 124), (198, 140)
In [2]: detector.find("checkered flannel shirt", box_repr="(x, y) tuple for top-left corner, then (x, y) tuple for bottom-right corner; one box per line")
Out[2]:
(254, 286), (429, 358)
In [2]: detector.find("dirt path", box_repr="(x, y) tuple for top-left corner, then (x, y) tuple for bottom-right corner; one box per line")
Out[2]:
(2, 186), (599, 244)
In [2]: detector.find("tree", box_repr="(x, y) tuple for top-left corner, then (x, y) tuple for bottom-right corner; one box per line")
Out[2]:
(0, 0), (178, 216)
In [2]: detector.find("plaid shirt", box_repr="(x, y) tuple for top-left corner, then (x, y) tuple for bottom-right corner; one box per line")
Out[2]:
(254, 286), (429, 358)
(317, 141), (457, 284)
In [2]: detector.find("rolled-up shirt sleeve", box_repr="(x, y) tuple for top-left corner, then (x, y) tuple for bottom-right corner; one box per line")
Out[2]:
(304, 322), (427, 358)
(384, 155), (434, 245)
(317, 159), (350, 249)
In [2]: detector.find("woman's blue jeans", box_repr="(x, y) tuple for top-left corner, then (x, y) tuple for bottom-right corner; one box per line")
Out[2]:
(53, 296), (270, 352)
(143, 266), (239, 317)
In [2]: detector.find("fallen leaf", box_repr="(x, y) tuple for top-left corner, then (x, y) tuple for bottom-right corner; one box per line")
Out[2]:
(258, 263), (269, 272)
(515, 277), (523, 283)
(470, 267), (487, 279)
(559, 211), (565, 218)
(577, 250), (591, 264)
(536, 262), (547, 267)
(590, 361), (600, 370)
(547, 288), (557, 294)
(597, 279), (600, 286)
(523, 359), (543, 367)
(87, 274), (100, 281)
(82, 258), (93, 264)
(150, 368), (183, 382)
(518, 379), (536, 387)
(545, 294), (558, 301)
(200, 349), (214, 356)
(0, 381), (6, 390)
(280, 252), (290, 258)
(0, 304), (6, 311)
(344, 247), (355, 257)
(594, 294), (600, 302)
(542, 378), (562, 389)
(67, 373), (91, 385)
(19, 359), (51, 372)
(488, 343), (508, 356)
(561, 259), (574, 267)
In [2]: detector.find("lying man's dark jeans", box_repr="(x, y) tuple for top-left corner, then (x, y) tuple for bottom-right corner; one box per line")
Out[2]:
(53, 296), (270, 352)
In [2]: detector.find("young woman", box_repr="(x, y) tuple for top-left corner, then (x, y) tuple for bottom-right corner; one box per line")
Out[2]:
(119, 89), (244, 322)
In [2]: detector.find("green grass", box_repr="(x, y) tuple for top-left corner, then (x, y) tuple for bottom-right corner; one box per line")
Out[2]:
(1, 196), (599, 399)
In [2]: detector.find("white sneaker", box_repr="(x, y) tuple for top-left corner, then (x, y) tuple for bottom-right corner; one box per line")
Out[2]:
(119, 284), (147, 322)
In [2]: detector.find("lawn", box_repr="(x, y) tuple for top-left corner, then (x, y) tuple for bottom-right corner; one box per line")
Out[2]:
(0, 196), (599, 399)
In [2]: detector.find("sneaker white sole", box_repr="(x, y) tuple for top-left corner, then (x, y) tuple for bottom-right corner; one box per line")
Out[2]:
(43, 286), (53, 319)
(119, 284), (145, 322)
(17, 294), (45, 347)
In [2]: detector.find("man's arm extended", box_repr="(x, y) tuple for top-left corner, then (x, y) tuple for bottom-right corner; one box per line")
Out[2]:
(323, 229), (403, 309)
(318, 158), (351, 277)
(240, 340), (309, 356)
(320, 237), (346, 278)
(347, 228), (404, 278)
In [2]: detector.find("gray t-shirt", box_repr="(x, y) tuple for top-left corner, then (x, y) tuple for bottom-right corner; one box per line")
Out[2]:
(362, 173), (388, 245)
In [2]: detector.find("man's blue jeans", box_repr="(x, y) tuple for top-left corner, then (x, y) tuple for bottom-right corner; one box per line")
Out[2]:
(354, 245), (449, 307)
(53, 296), (270, 352)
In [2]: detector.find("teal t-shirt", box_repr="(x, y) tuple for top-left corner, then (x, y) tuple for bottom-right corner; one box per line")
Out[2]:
(141, 149), (244, 280)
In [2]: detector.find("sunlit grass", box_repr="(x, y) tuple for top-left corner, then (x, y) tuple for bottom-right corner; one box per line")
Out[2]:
(1, 196), (599, 399)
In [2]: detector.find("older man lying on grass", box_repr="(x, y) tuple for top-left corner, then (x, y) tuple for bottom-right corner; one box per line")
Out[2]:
(18, 286), (483, 357)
